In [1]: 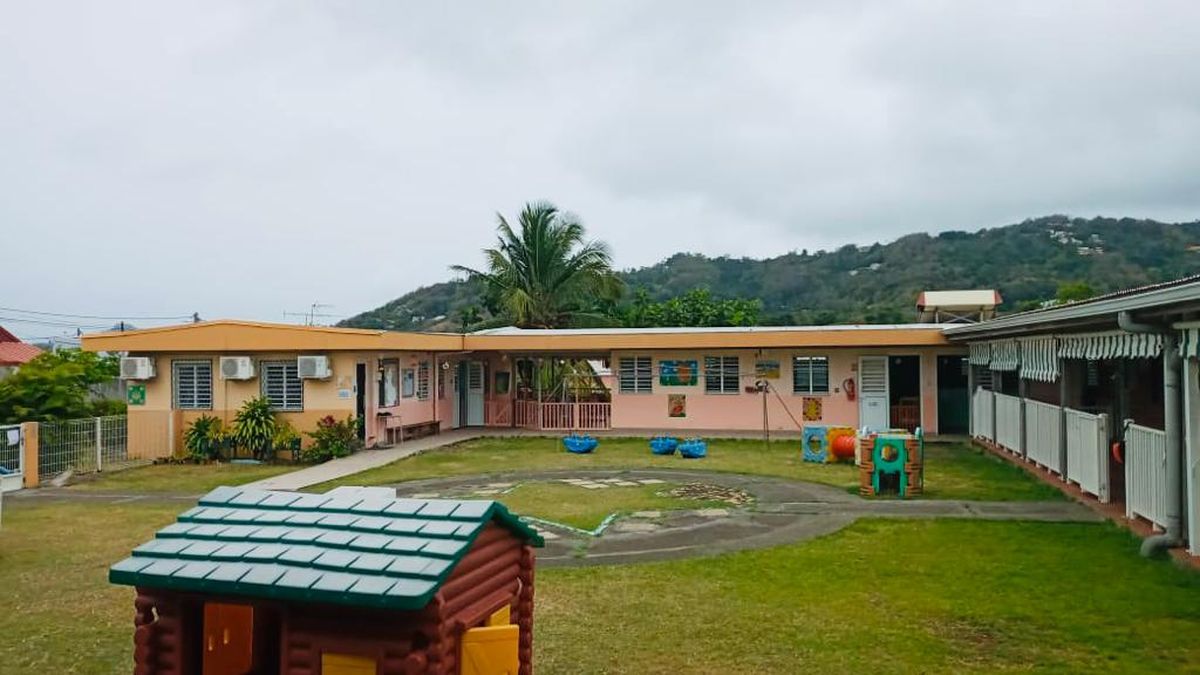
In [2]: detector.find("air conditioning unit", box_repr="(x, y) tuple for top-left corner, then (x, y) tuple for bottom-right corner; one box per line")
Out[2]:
(297, 355), (332, 380)
(219, 356), (255, 380)
(119, 357), (156, 381)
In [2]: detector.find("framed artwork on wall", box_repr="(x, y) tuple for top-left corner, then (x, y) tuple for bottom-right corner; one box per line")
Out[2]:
(659, 360), (698, 386)
(668, 394), (687, 418)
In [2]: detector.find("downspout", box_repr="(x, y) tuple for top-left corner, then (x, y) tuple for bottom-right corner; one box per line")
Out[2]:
(1118, 311), (1183, 557)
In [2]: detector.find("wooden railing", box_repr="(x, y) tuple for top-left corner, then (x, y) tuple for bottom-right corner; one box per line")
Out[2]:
(972, 388), (994, 442)
(1024, 398), (1062, 473)
(994, 392), (1023, 453)
(485, 400), (512, 427)
(510, 400), (612, 431)
(1065, 407), (1109, 502)
(1125, 422), (1167, 527)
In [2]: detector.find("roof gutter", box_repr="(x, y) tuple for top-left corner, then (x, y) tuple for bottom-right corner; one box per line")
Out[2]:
(1118, 311), (1184, 557)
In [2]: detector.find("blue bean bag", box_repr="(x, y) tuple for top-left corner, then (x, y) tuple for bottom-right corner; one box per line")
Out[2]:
(679, 439), (708, 459)
(650, 436), (679, 455)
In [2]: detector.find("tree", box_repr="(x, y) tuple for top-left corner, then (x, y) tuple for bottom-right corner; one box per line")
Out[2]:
(452, 201), (622, 328)
(0, 349), (121, 423)
(624, 288), (762, 327)
(1056, 281), (1095, 304)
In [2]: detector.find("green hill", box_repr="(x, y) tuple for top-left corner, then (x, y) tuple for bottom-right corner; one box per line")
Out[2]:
(341, 215), (1200, 330)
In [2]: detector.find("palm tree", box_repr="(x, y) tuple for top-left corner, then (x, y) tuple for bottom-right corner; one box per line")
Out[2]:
(452, 201), (622, 328)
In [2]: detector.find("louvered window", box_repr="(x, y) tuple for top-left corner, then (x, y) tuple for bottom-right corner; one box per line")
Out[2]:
(704, 356), (740, 394)
(261, 361), (303, 411)
(618, 356), (653, 394)
(792, 356), (830, 394)
(417, 361), (431, 400)
(173, 360), (212, 410)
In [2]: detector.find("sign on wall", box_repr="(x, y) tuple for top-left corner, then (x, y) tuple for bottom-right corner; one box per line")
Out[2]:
(659, 360), (698, 386)
(127, 384), (146, 406)
(802, 397), (823, 421)
(668, 394), (687, 418)
(755, 359), (780, 379)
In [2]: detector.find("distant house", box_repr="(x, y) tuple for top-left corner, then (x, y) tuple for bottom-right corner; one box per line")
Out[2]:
(0, 326), (41, 378)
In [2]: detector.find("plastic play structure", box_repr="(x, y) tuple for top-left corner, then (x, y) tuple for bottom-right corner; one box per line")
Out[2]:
(678, 438), (708, 459)
(650, 436), (679, 455)
(110, 485), (543, 675)
(563, 434), (599, 454)
(858, 428), (924, 498)
(802, 425), (857, 463)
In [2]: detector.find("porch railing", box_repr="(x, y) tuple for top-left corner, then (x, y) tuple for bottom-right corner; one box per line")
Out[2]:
(485, 400), (512, 427)
(972, 388), (994, 442)
(1064, 408), (1109, 502)
(510, 400), (612, 431)
(1024, 398), (1062, 473)
(994, 392), (1022, 453)
(1125, 422), (1168, 528)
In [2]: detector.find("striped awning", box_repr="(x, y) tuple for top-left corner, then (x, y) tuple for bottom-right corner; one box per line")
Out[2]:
(989, 339), (1020, 371)
(1019, 336), (1058, 382)
(1058, 331), (1162, 360)
(1181, 328), (1200, 359)
(968, 342), (991, 366)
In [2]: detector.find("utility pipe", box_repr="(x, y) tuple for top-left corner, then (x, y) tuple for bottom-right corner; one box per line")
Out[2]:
(1118, 311), (1183, 557)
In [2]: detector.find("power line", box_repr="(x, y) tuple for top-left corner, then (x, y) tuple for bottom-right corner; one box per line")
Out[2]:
(0, 315), (113, 330)
(0, 306), (194, 321)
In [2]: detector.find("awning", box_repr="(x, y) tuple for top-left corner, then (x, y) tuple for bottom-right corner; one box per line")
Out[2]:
(1181, 328), (1200, 359)
(968, 342), (991, 366)
(989, 339), (1020, 371)
(1019, 336), (1058, 382)
(1059, 331), (1162, 360)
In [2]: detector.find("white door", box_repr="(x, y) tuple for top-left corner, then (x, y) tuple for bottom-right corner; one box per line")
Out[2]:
(451, 365), (462, 429)
(859, 356), (889, 432)
(466, 361), (485, 426)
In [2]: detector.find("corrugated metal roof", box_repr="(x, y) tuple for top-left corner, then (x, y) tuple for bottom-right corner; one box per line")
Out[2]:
(109, 486), (542, 611)
(472, 324), (948, 336)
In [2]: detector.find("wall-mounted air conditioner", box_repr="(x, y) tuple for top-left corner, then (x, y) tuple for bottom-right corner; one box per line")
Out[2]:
(119, 357), (156, 380)
(297, 355), (332, 380)
(219, 356), (255, 380)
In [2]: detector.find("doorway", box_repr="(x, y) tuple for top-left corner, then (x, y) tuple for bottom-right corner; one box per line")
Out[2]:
(200, 602), (279, 675)
(936, 355), (969, 434)
(888, 355), (921, 432)
(355, 363), (367, 442)
(453, 361), (486, 427)
(859, 356), (889, 431)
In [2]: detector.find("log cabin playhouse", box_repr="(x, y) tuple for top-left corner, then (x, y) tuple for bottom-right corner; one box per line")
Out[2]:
(110, 486), (542, 675)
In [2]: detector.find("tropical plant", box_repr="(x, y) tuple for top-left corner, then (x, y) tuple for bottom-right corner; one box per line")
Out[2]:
(271, 420), (301, 453)
(231, 397), (276, 461)
(303, 415), (360, 463)
(183, 415), (226, 462)
(451, 201), (623, 328)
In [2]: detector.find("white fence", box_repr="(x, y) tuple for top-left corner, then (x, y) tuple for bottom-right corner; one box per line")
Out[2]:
(994, 392), (1023, 452)
(1064, 408), (1110, 502)
(972, 388), (994, 442)
(1024, 399), (1062, 474)
(38, 415), (152, 481)
(0, 424), (23, 493)
(1125, 422), (1168, 528)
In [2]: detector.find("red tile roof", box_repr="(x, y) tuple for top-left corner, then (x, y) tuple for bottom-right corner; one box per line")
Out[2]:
(0, 327), (41, 365)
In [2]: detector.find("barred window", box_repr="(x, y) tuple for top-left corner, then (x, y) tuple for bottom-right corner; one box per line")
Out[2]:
(792, 356), (830, 394)
(618, 356), (653, 394)
(704, 356), (740, 394)
(261, 361), (303, 411)
(172, 360), (212, 410)
(417, 361), (431, 400)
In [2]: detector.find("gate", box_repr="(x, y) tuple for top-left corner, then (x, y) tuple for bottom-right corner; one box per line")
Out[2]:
(0, 424), (23, 492)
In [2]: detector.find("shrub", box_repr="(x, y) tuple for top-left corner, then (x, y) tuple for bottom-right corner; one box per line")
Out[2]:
(183, 415), (225, 462)
(91, 398), (127, 417)
(231, 397), (276, 461)
(303, 415), (361, 463)
(272, 420), (301, 456)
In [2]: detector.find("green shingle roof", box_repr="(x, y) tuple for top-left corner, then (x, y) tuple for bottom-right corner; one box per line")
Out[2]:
(109, 486), (543, 611)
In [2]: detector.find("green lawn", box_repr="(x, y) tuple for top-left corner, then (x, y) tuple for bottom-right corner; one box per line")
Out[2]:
(1, 499), (1197, 673)
(66, 462), (294, 494)
(315, 436), (1063, 502)
(499, 481), (729, 530)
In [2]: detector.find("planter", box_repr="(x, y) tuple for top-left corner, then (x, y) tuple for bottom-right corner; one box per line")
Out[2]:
(649, 437), (679, 455)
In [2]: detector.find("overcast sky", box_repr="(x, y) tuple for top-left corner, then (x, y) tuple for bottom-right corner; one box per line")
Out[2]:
(2, 1), (1199, 338)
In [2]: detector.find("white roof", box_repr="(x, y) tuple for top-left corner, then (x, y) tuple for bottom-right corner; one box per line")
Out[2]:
(917, 290), (1000, 309)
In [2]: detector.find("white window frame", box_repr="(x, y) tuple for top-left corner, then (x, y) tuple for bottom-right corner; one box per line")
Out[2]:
(261, 360), (304, 411)
(618, 356), (653, 394)
(704, 355), (740, 394)
(172, 359), (213, 410)
(793, 355), (830, 395)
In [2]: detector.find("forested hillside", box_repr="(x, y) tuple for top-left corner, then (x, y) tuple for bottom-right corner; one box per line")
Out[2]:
(341, 216), (1200, 330)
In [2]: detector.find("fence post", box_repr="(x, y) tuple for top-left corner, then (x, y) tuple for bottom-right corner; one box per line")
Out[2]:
(20, 422), (38, 489)
(95, 417), (103, 472)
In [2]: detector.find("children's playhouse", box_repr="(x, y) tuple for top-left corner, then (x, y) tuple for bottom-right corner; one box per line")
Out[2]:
(110, 486), (542, 675)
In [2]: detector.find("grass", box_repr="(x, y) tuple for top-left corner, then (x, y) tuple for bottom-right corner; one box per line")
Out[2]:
(498, 481), (727, 530)
(66, 462), (294, 494)
(2, 499), (1197, 673)
(315, 436), (1064, 502)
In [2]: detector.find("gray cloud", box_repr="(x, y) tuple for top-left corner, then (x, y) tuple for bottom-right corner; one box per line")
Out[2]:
(1, 1), (1198, 338)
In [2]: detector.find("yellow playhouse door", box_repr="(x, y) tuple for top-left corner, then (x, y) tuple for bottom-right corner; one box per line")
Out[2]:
(461, 624), (519, 675)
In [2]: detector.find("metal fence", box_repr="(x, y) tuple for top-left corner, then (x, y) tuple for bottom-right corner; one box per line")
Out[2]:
(1125, 422), (1168, 528)
(37, 415), (150, 481)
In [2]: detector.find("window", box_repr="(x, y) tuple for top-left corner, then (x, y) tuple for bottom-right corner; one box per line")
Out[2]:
(704, 356), (740, 394)
(402, 368), (416, 398)
(378, 359), (399, 407)
(417, 361), (431, 400)
(792, 356), (830, 394)
(618, 356), (653, 394)
(261, 361), (303, 411)
(172, 360), (212, 409)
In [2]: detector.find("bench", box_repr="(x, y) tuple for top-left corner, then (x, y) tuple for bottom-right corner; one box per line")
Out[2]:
(377, 414), (441, 446)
